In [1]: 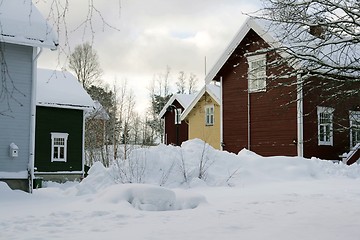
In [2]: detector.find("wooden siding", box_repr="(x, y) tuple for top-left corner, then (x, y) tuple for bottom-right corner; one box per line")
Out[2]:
(35, 106), (84, 172)
(217, 30), (298, 156)
(0, 43), (33, 174)
(186, 93), (221, 149)
(302, 78), (360, 160)
(163, 100), (188, 146)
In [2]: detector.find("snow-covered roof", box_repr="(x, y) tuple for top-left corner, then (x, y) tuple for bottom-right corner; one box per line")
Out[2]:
(181, 83), (221, 120)
(85, 100), (110, 120)
(36, 69), (95, 110)
(0, 0), (58, 49)
(206, 16), (360, 83)
(205, 17), (283, 84)
(159, 93), (197, 119)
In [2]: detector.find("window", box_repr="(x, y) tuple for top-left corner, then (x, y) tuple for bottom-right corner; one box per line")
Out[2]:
(350, 111), (360, 148)
(51, 132), (69, 162)
(205, 105), (214, 126)
(247, 54), (266, 92)
(175, 108), (182, 124)
(317, 107), (334, 146)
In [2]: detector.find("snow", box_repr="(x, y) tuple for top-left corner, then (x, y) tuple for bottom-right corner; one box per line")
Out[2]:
(1, 139), (360, 239)
(36, 68), (95, 110)
(159, 93), (197, 118)
(181, 83), (221, 120)
(86, 100), (110, 120)
(0, 0), (58, 49)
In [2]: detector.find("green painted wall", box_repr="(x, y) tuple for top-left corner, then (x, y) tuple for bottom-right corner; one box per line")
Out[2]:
(35, 106), (83, 172)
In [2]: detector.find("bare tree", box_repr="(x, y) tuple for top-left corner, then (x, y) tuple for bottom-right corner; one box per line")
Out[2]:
(253, 0), (360, 101)
(68, 42), (102, 89)
(85, 85), (115, 167)
(176, 71), (199, 94)
(147, 66), (173, 144)
(118, 79), (137, 159)
(176, 71), (186, 94)
(187, 72), (198, 94)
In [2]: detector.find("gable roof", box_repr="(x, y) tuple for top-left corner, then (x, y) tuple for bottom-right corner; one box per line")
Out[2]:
(181, 83), (221, 120)
(159, 93), (197, 119)
(36, 69), (95, 110)
(205, 17), (282, 84)
(0, 0), (58, 49)
(206, 16), (360, 84)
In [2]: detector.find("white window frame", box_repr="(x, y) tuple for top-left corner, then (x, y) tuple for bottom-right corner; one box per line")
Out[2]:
(205, 105), (214, 126)
(317, 107), (334, 146)
(349, 111), (360, 148)
(51, 132), (69, 162)
(175, 108), (182, 125)
(247, 54), (266, 93)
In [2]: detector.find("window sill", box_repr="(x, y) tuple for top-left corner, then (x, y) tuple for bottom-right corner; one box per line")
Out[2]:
(249, 89), (266, 93)
(51, 159), (67, 162)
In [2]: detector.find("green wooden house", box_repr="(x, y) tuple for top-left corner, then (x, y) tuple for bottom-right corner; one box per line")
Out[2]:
(34, 69), (95, 182)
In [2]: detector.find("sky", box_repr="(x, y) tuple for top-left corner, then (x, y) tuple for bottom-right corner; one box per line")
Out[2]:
(1, 139), (360, 239)
(35, 0), (261, 113)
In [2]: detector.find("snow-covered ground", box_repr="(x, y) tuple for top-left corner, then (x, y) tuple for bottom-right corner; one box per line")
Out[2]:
(1, 139), (360, 240)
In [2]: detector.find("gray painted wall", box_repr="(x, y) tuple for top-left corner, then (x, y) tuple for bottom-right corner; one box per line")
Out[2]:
(0, 43), (33, 174)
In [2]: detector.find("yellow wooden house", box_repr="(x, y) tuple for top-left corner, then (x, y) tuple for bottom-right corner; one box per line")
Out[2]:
(181, 84), (221, 149)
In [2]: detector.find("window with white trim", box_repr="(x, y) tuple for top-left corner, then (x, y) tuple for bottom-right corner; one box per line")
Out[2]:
(205, 105), (214, 126)
(350, 111), (360, 148)
(317, 107), (334, 146)
(51, 132), (69, 162)
(175, 108), (182, 124)
(247, 54), (266, 92)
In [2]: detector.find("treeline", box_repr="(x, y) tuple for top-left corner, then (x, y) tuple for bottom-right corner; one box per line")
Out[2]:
(68, 43), (198, 167)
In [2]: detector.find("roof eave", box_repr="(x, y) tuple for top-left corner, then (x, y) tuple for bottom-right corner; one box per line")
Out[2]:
(205, 18), (253, 84)
(159, 95), (177, 119)
(181, 85), (221, 121)
(205, 17), (293, 84)
(37, 102), (95, 111)
(0, 36), (58, 50)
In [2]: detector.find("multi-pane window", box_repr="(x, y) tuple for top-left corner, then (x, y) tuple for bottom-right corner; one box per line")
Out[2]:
(175, 108), (182, 125)
(205, 105), (214, 126)
(51, 132), (68, 162)
(247, 54), (266, 92)
(317, 107), (334, 146)
(350, 111), (360, 148)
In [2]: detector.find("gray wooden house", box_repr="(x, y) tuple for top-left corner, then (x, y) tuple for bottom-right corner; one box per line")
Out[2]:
(0, 1), (58, 192)
(35, 69), (95, 182)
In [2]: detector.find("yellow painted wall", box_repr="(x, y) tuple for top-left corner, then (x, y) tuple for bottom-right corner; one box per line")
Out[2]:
(185, 93), (221, 149)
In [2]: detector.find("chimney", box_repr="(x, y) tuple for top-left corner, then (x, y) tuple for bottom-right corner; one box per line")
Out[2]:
(309, 25), (326, 39)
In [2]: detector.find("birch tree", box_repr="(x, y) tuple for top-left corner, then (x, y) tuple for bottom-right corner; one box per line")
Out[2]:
(68, 42), (102, 89)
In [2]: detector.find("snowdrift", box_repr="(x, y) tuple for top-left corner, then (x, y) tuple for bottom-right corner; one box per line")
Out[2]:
(1, 139), (359, 212)
(109, 139), (360, 187)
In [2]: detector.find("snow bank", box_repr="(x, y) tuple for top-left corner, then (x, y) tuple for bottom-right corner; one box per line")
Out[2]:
(52, 138), (358, 212)
(76, 161), (116, 195)
(0, 182), (30, 202)
(109, 139), (360, 188)
(62, 160), (207, 211)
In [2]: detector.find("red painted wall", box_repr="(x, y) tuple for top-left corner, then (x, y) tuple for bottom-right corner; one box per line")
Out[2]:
(213, 29), (359, 160)
(217, 30), (298, 156)
(302, 78), (360, 160)
(163, 100), (189, 146)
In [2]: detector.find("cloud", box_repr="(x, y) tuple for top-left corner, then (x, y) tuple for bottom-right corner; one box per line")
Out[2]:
(36, 0), (261, 113)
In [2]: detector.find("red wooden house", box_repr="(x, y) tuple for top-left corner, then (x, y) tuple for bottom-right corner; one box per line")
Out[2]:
(206, 17), (360, 162)
(159, 94), (196, 146)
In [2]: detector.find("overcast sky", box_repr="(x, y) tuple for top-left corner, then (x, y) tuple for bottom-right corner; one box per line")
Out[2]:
(36, 0), (261, 113)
